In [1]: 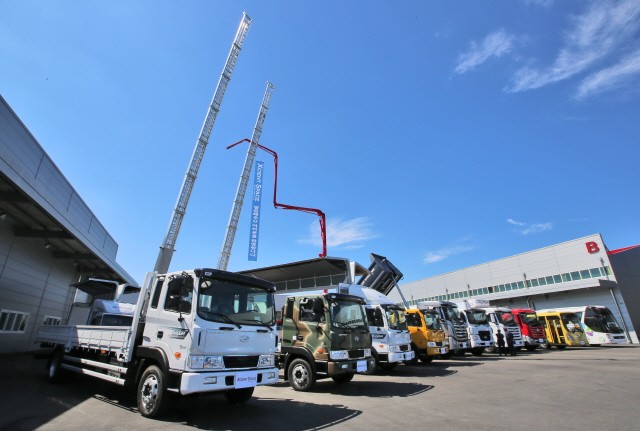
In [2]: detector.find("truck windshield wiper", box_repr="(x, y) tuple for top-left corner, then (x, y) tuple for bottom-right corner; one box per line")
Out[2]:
(239, 319), (274, 331)
(210, 312), (242, 329)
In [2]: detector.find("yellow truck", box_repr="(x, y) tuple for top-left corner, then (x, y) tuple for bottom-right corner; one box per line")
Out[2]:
(404, 308), (449, 363)
(536, 309), (588, 349)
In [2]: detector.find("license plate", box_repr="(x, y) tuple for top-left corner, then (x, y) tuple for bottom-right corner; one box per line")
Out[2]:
(234, 371), (258, 388)
(539, 339), (545, 343)
(440, 348), (447, 354)
(357, 360), (367, 373)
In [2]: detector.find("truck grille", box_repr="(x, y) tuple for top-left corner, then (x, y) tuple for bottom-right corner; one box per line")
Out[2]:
(348, 350), (365, 359)
(454, 324), (469, 342)
(399, 344), (409, 352)
(530, 327), (545, 338)
(506, 327), (522, 340)
(223, 356), (258, 369)
(479, 331), (491, 341)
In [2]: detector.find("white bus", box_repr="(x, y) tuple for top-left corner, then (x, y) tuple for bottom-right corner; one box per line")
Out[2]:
(550, 306), (627, 346)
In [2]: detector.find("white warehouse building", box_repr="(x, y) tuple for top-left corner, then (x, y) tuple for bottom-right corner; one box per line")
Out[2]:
(388, 234), (639, 344)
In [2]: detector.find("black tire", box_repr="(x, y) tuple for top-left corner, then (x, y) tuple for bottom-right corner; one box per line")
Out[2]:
(47, 348), (66, 383)
(137, 365), (168, 418)
(288, 358), (315, 392)
(332, 373), (354, 384)
(440, 351), (453, 359)
(471, 348), (484, 356)
(484, 346), (497, 354)
(224, 387), (254, 405)
(556, 345), (567, 350)
(525, 345), (538, 352)
(419, 355), (434, 364)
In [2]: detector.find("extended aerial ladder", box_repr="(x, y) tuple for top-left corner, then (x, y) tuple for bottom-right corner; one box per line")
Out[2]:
(217, 82), (276, 270)
(154, 12), (251, 274)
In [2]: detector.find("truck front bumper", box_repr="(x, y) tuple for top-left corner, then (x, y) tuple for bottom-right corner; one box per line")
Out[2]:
(179, 367), (279, 395)
(327, 358), (375, 376)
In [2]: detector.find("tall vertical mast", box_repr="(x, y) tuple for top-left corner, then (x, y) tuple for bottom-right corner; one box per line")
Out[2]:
(217, 81), (275, 270)
(154, 12), (251, 274)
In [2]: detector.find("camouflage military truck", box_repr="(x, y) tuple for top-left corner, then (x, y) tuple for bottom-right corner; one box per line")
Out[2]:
(277, 292), (374, 391)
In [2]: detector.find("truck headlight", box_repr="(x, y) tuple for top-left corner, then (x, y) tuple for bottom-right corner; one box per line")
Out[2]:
(472, 335), (480, 341)
(427, 342), (437, 347)
(189, 355), (223, 369)
(258, 354), (275, 367)
(389, 345), (401, 353)
(330, 350), (349, 360)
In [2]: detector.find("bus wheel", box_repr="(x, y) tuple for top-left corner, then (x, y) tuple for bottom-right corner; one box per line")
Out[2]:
(224, 387), (254, 405)
(137, 365), (168, 418)
(332, 373), (354, 384)
(288, 358), (315, 392)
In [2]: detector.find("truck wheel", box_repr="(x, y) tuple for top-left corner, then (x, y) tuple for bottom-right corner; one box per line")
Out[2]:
(332, 373), (354, 384)
(137, 365), (168, 418)
(379, 362), (398, 372)
(525, 345), (538, 352)
(484, 346), (497, 354)
(224, 387), (254, 405)
(288, 358), (315, 392)
(419, 355), (433, 364)
(556, 345), (567, 350)
(47, 348), (66, 383)
(471, 348), (484, 356)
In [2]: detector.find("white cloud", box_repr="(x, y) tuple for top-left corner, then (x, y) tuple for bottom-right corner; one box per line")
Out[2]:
(507, 218), (553, 235)
(299, 216), (377, 249)
(423, 245), (475, 264)
(455, 30), (516, 74)
(577, 47), (640, 98)
(507, 0), (640, 92)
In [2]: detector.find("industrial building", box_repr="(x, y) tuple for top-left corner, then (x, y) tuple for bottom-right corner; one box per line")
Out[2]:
(0, 95), (136, 354)
(388, 233), (639, 343)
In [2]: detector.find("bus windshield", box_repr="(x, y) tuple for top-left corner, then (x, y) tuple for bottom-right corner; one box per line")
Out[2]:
(495, 311), (518, 326)
(423, 310), (442, 330)
(465, 310), (489, 325)
(520, 312), (541, 326)
(584, 307), (624, 334)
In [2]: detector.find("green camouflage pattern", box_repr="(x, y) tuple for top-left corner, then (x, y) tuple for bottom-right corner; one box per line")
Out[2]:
(281, 293), (372, 362)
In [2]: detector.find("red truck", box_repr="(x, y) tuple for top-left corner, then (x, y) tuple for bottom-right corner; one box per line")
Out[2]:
(510, 308), (546, 351)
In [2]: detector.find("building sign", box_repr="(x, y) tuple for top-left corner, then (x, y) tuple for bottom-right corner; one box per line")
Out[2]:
(586, 241), (600, 254)
(248, 161), (264, 261)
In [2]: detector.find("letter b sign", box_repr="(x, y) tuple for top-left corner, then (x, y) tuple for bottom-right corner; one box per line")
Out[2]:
(585, 241), (600, 254)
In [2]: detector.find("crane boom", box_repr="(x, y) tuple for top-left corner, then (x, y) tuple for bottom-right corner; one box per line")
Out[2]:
(217, 81), (275, 270)
(154, 12), (251, 274)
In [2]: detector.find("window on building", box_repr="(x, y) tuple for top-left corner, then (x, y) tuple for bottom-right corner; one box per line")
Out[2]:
(570, 271), (581, 280)
(42, 316), (61, 326)
(545, 276), (553, 285)
(590, 268), (602, 277)
(538, 277), (547, 286)
(531, 279), (539, 287)
(553, 275), (562, 283)
(487, 286), (494, 293)
(580, 270), (591, 279)
(517, 281), (525, 289)
(562, 273), (571, 282)
(526, 280), (532, 287)
(604, 266), (612, 275)
(0, 310), (30, 333)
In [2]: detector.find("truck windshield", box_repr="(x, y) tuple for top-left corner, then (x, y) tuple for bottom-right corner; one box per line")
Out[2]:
(561, 313), (584, 332)
(583, 307), (624, 334)
(441, 305), (464, 323)
(495, 311), (518, 326)
(423, 310), (442, 330)
(465, 310), (489, 325)
(520, 313), (541, 326)
(383, 306), (408, 331)
(196, 278), (275, 327)
(329, 299), (368, 329)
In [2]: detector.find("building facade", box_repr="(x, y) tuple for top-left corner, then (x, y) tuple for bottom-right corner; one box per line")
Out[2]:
(0, 95), (136, 354)
(388, 234), (639, 343)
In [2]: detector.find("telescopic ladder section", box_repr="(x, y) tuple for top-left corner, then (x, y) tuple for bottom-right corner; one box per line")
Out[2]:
(217, 81), (275, 270)
(154, 12), (251, 274)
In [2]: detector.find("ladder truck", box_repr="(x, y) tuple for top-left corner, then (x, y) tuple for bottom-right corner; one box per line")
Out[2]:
(218, 81), (276, 271)
(155, 12), (251, 275)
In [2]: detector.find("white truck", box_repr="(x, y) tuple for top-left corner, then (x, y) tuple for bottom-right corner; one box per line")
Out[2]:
(454, 300), (494, 356)
(416, 301), (470, 357)
(36, 268), (279, 418)
(466, 299), (525, 352)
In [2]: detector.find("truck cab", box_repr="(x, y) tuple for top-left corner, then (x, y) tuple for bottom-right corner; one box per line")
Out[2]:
(535, 309), (588, 349)
(279, 293), (374, 391)
(455, 302), (494, 356)
(417, 301), (470, 356)
(481, 306), (525, 352)
(510, 308), (546, 351)
(404, 308), (448, 363)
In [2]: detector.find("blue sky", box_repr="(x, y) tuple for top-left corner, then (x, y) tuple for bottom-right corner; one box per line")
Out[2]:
(1, 1), (639, 285)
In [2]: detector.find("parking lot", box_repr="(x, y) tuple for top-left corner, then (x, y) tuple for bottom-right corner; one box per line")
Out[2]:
(1, 345), (638, 431)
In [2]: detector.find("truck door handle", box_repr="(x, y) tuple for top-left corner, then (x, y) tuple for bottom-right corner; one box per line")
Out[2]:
(157, 331), (163, 339)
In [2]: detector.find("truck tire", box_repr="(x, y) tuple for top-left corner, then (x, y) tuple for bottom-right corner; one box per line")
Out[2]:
(471, 348), (484, 356)
(47, 348), (66, 384)
(556, 345), (567, 350)
(137, 365), (168, 418)
(484, 346), (497, 354)
(379, 362), (398, 372)
(419, 355), (433, 364)
(525, 345), (538, 352)
(332, 373), (354, 384)
(288, 358), (315, 392)
(224, 387), (254, 405)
